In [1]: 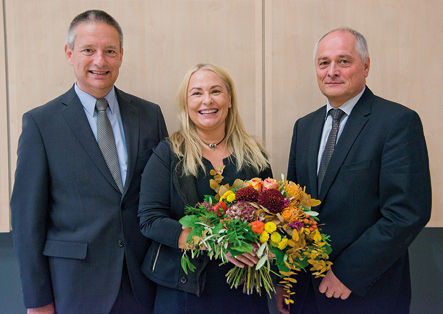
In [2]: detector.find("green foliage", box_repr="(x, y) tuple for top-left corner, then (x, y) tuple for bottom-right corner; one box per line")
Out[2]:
(271, 247), (290, 273)
(204, 195), (216, 204)
(229, 242), (253, 257)
(179, 215), (199, 227)
(181, 253), (196, 275)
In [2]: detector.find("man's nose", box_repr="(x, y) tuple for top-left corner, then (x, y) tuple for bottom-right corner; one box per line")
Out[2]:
(327, 62), (338, 76)
(94, 51), (106, 65)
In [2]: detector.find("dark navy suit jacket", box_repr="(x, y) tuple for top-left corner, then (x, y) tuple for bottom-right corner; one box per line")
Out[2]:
(11, 86), (167, 313)
(287, 87), (431, 313)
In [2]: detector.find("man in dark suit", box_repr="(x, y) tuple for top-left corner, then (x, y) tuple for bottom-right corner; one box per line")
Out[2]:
(11, 10), (167, 314)
(285, 28), (431, 313)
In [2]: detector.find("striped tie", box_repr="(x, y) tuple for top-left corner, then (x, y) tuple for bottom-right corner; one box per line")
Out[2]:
(96, 98), (123, 192)
(318, 108), (345, 192)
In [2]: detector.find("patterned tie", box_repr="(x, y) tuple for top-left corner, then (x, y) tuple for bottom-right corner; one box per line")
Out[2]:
(96, 98), (123, 192)
(318, 108), (345, 192)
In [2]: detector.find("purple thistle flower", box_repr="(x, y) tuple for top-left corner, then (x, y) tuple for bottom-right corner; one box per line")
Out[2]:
(288, 221), (304, 230)
(283, 198), (291, 208)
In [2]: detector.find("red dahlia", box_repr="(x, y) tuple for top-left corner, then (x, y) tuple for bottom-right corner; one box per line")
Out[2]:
(257, 188), (285, 213)
(235, 186), (259, 202)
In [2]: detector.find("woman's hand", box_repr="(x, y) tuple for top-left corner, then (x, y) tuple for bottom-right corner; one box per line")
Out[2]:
(226, 252), (258, 268)
(178, 227), (192, 249)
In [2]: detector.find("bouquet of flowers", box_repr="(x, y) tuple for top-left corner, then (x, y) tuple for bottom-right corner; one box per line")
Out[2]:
(179, 168), (332, 304)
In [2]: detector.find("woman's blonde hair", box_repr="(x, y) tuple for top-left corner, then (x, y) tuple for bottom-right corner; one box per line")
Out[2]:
(169, 63), (269, 177)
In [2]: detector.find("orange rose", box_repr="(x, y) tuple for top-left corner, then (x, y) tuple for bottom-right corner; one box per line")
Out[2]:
(248, 178), (263, 192)
(263, 178), (278, 191)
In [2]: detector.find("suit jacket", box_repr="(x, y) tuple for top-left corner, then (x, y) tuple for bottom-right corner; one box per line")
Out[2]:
(11, 86), (168, 313)
(287, 87), (431, 313)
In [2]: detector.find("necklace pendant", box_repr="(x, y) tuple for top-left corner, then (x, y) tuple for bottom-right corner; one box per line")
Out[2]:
(209, 143), (216, 150)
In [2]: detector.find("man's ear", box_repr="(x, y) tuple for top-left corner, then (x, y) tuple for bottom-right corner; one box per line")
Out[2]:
(363, 57), (370, 78)
(64, 44), (73, 65)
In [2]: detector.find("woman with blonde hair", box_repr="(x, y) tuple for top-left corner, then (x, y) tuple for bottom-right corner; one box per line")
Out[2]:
(138, 63), (272, 313)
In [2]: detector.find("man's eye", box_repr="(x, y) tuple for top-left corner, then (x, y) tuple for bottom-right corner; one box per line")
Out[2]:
(319, 61), (329, 68)
(82, 49), (94, 55)
(106, 50), (117, 55)
(339, 59), (350, 64)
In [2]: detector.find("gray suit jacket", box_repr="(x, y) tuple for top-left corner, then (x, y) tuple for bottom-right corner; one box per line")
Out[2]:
(11, 86), (168, 313)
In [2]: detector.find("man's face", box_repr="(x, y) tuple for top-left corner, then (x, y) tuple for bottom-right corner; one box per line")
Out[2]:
(315, 31), (369, 108)
(65, 22), (123, 99)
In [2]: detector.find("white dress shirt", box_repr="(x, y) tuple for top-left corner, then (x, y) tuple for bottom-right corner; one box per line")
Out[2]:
(317, 88), (365, 173)
(74, 83), (128, 187)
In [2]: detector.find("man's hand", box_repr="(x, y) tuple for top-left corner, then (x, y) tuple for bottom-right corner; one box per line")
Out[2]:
(226, 252), (258, 268)
(28, 303), (55, 314)
(318, 269), (352, 300)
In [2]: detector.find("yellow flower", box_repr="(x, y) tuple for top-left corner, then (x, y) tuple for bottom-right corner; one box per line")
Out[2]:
(226, 193), (236, 202)
(313, 229), (322, 242)
(292, 230), (299, 241)
(264, 222), (277, 233)
(260, 231), (269, 243)
(220, 190), (234, 202)
(277, 237), (288, 250)
(270, 232), (282, 244)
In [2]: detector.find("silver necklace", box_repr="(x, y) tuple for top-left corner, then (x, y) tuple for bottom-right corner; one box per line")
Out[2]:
(201, 135), (226, 150)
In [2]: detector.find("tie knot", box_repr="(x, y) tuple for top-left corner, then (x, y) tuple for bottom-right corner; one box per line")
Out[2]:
(95, 98), (109, 112)
(329, 108), (344, 122)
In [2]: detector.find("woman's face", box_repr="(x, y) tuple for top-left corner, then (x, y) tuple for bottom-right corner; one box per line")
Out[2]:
(187, 69), (231, 135)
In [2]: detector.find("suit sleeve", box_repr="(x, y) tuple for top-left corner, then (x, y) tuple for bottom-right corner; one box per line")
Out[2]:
(287, 121), (298, 181)
(10, 113), (54, 308)
(138, 142), (183, 249)
(156, 104), (168, 139)
(333, 110), (432, 295)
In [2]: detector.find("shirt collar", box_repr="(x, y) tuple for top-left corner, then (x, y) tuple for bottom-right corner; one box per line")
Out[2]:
(74, 83), (118, 116)
(325, 87), (365, 118)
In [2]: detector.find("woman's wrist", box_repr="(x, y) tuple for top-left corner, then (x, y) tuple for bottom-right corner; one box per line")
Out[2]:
(178, 227), (192, 249)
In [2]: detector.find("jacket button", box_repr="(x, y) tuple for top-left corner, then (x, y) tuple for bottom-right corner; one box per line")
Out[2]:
(118, 240), (125, 248)
(180, 276), (187, 284)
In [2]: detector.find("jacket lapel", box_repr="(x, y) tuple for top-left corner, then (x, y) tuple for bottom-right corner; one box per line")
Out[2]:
(307, 108), (326, 198)
(60, 86), (122, 193)
(319, 88), (373, 201)
(116, 88), (139, 198)
(173, 160), (200, 207)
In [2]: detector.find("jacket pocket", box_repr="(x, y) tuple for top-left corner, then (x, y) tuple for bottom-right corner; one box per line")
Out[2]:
(43, 239), (88, 260)
(341, 160), (372, 172)
(152, 243), (162, 272)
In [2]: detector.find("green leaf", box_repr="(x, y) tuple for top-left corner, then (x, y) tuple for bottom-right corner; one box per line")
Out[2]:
(187, 226), (204, 241)
(256, 255), (268, 270)
(229, 242), (253, 256)
(204, 195), (216, 204)
(298, 256), (309, 269)
(179, 215), (199, 227)
(304, 210), (319, 217)
(271, 247), (290, 273)
(212, 222), (223, 235)
(257, 242), (267, 258)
